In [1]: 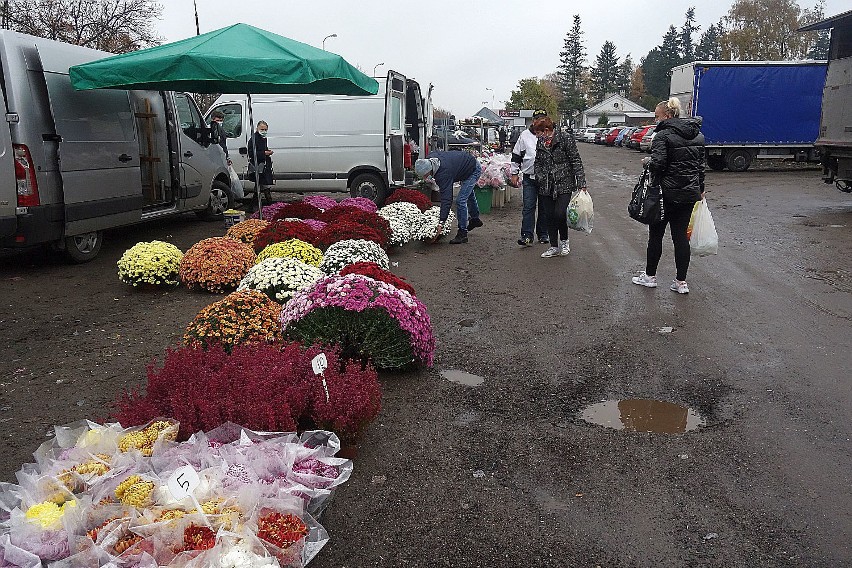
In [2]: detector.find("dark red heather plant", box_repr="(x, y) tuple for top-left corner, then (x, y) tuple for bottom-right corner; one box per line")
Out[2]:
(336, 209), (392, 244)
(111, 343), (381, 442)
(314, 220), (388, 251)
(270, 202), (323, 222)
(339, 262), (416, 296)
(254, 221), (319, 252)
(317, 205), (364, 224)
(384, 188), (431, 212)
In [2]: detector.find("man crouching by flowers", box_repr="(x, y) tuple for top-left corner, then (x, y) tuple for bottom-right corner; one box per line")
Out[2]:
(414, 153), (483, 244)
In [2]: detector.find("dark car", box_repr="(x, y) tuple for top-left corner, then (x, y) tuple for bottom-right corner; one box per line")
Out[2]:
(629, 125), (654, 150)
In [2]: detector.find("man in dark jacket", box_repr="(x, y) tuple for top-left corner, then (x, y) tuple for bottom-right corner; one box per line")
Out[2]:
(414, 152), (483, 244)
(209, 110), (230, 164)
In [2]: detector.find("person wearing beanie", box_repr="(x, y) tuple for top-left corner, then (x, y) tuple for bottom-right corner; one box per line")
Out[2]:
(510, 109), (550, 247)
(414, 151), (483, 244)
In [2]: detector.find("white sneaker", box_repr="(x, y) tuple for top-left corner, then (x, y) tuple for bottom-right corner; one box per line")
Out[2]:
(560, 240), (570, 256)
(631, 272), (657, 288)
(670, 280), (689, 294)
(541, 246), (560, 258)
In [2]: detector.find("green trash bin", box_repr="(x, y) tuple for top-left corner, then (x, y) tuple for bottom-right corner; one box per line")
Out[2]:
(474, 187), (493, 214)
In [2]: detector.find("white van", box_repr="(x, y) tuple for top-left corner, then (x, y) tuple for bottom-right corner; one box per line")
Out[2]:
(0, 31), (231, 262)
(207, 71), (432, 204)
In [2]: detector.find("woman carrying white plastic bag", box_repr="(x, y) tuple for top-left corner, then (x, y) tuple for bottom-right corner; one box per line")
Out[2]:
(689, 198), (718, 256)
(567, 189), (593, 234)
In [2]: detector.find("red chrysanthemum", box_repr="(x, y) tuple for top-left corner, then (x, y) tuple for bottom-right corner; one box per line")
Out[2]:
(339, 262), (416, 296)
(270, 202), (323, 222)
(254, 221), (319, 252)
(384, 188), (431, 212)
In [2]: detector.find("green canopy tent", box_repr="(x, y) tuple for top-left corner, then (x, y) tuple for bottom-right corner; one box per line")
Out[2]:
(70, 23), (378, 217)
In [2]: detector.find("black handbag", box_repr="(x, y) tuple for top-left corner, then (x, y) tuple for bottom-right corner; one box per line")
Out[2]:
(628, 168), (665, 225)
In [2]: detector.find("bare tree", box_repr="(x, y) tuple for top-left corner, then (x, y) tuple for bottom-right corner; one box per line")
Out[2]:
(3, 0), (162, 53)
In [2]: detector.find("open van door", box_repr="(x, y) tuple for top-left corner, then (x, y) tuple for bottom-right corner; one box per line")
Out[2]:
(385, 72), (406, 187)
(0, 88), (15, 239)
(39, 48), (142, 238)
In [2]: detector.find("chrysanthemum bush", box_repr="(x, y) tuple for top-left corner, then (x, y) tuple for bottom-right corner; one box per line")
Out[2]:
(337, 197), (378, 213)
(238, 257), (324, 303)
(179, 237), (256, 293)
(117, 241), (183, 287)
(256, 239), (323, 267)
(339, 261), (416, 296)
(253, 220), (318, 252)
(319, 239), (389, 275)
(384, 188), (431, 212)
(413, 206), (456, 240)
(281, 274), (435, 368)
(302, 195), (338, 210)
(225, 219), (270, 249)
(378, 202), (422, 246)
(183, 289), (283, 351)
(270, 202), (323, 222)
(314, 219), (388, 251)
(317, 205), (364, 224)
(300, 218), (327, 232)
(334, 209), (392, 245)
(111, 343), (382, 442)
(248, 201), (288, 220)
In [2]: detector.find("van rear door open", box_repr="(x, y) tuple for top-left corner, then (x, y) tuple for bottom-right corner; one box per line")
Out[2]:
(385, 72), (406, 186)
(39, 47), (142, 236)
(0, 88), (15, 238)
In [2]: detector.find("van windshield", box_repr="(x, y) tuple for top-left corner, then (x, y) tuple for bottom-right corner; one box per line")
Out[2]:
(210, 103), (243, 137)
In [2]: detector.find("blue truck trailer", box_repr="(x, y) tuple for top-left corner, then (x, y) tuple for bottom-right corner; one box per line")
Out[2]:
(669, 61), (827, 172)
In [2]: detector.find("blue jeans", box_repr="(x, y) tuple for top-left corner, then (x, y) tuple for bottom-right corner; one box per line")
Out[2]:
(456, 162), (482, 231)
(521, 175), (547, 240)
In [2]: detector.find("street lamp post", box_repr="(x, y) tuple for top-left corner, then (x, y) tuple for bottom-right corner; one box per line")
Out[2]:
(373, 63), (385, 77)
(322, 33), (337, 50)
(485, 87), (494, 109)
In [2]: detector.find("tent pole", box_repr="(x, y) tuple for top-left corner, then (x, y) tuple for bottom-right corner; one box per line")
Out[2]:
(246, 93), (263, 219)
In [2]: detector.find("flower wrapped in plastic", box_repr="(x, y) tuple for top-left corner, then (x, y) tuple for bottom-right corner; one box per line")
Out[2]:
(313, 220), (388, 251)
(183, 290), (283, 351)
(383, 188), (431, 212)
(179, 238), (256, 293)
(251, 497), (327, 568)
(282, 274), (435, 368)
(270, 202), (322, 222)
(237, 257), (324, 304)
(339, 261), (416, 296)
(336, 197), (377, 212)
(117, 419), (179, 457)
(256, 239), (323, 267)
(253, 221), (319, 253)
(412, 206), (456, 241)
(302, 195), (337, 211)
(378, 202), (422, 246)
(318, 239), (389, 275)
(117, 241), (184, 288)
(7, 493), (83, 562)
(226, 219), (271, 250)
(476, 160), (509, 188)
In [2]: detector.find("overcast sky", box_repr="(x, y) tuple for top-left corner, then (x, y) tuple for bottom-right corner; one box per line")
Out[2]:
(157, 0), (843, 117)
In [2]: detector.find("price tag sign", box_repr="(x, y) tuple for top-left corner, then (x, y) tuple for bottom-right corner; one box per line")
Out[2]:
(167, 465), (200, 501)
(311, 353), (328, 375)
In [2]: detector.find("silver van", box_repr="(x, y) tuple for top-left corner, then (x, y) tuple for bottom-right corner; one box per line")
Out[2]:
(207, 71), (432, 204)
(0, 31), (231, 262)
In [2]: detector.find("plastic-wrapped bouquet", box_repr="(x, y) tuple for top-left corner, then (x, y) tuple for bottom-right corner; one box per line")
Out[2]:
(383, 188), (431, 212)
(476, 160), (510, 189)
(253, 221), (319, 253)
(117, 241), (184, 288)
(179, 238), (257, 293)
(377, 202), (422, 246)
(318, 239), (389, 275)
(339, 262), (416, 296)
(256, 239), (323, 267)
(412, 206), (456, 241)
(282, 274), (435, 368)
(183, 290), (283, 351)
(336, 197), (377, 213)
(225, 219), (271, 250)
(237, 257), (325, 303)
(302, 195), (337, 210)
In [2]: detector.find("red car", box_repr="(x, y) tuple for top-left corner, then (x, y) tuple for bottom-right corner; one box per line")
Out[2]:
(629, 125), (655, 149)
(605, 126), (626, 146)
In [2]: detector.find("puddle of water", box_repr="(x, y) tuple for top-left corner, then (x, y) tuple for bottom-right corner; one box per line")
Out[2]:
(441, 369), (484, 387)
(580, 399), (705, 433)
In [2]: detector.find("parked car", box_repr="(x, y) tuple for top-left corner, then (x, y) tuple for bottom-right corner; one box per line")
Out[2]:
(582, 128), (602, 143)
(594, 129), (608, 144)
(616, 127), (635, 147)
(640, 130), (656, 153)
(574, 127), (587, 140)
(629, 125), (655, 150)
(605, 126), (625, 146)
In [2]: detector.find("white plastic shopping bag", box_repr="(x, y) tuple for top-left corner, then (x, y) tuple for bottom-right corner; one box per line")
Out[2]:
(689, 198), (718, 256)
(567, 189), (593, 234)
(228, 164), (245, 200)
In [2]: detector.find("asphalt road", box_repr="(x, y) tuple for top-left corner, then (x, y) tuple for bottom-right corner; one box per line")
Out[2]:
(0, 142), (849, 567)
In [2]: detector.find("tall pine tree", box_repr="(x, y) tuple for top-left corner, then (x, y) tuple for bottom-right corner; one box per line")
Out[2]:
(695, 21), (725, 60)
(589, 41), (620, 102)
(680, 7), (700, 62)
(558, 15), (588, 120)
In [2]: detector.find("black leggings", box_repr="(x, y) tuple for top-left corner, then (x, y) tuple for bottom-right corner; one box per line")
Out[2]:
(539, 192), (572, 244)
(646, 200), (694, 281)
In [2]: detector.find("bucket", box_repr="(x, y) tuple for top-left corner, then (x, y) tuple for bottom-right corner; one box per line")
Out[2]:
(224, 209), (245, 228)
(474, 188), (493, 214)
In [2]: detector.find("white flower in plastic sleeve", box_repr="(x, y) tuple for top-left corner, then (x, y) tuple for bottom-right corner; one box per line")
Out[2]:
(413, 206), (456, 240)
(378, 202), (422, 246)
(218, 541), (277, 568)
(237, 257), (324, 303)
(319, 239), (390, 274)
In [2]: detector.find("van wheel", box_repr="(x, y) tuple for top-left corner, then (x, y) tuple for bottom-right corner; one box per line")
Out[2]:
(724, 150), (753, 172)
(64, 231), (103, 263)
(197, 180), (233, 221)
(707, 156), (726, 171)
(350, 173), (388, 206)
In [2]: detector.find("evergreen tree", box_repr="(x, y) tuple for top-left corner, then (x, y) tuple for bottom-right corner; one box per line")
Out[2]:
(640, 47), (669, 104)
(589, 41), (620, 102)
(680, 7), (700, 62)
(695, 21), (725, 60)
(802, 0), (830, 59)
(557, 15), (588, 119)
(616, 54), (634, 97)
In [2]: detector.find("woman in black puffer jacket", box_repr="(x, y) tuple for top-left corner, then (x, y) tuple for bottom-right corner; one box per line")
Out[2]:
(632, 97), (705, 294)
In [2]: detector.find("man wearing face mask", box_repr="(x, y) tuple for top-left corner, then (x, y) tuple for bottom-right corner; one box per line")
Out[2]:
(414, 152), (483, 244)
(248, 120), (274, 205)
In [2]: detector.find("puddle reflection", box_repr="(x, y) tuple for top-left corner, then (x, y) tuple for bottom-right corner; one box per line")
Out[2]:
(580, 399), (705, 433)
(441, 369), (484, 387)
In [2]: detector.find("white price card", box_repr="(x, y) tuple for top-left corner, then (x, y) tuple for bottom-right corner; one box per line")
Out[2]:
(311, 353), (328, 375)
(167, 464), (200, 501)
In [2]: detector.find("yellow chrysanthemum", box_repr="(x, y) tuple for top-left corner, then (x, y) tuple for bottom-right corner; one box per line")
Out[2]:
(256, 239), (323, 266)
(117, 241), (184, 287)
(25, 500), (76, 528)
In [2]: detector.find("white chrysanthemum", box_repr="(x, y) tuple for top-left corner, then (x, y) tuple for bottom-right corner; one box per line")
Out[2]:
(319, 239), (390, 274)
(412, 206), (456, 241)
(378, 202), (422, 246)
(237, 257), (324, 303)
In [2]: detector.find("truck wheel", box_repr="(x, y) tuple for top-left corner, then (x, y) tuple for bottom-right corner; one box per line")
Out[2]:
(350, 173), (388, 206)
(64, 231), (103, 263)
(724, 150), (753, 172)
(197, 180), (233, 221)
(707, 156), (726, 171)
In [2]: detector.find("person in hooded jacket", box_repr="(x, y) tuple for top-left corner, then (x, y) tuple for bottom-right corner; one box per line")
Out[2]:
(632, 97), (705, 294)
